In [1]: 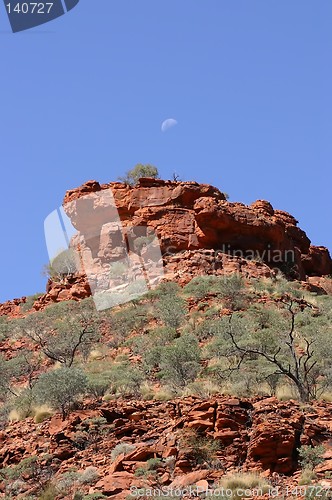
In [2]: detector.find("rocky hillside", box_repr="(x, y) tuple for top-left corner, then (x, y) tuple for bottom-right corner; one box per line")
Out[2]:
(1, 178), (332, 500)
(2, 396), (332, 498)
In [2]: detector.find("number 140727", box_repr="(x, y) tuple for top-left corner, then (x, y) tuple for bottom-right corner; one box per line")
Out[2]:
(6, 3), (54, 14)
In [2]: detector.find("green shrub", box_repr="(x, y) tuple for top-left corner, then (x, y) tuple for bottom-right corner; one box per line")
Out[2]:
(111, 443), (136, 461)
(299, 468), (317, 485)
(78, 466), (100, 485)
(44, 247), (80, 281)
(56, 471), (79, 493)
(177, 428), (220, 466)
(108, 304), (149, 345)
(146, 458), (163, 470)
(107, 362), (143, 396)
(217, 274), (248, 310)
(195, 318), (226, 341)
(38, 483), (59, 500)
(12, 387), (35, 419)
(134, 458), (163, 477)
(87, 373), (111, 398)
(17, 298), (100, 366)
(298, 445), (325, 470)
(218, 472), (270, 498)
(0, 317), (12, 342)
(130, 326), (177, 373)
(34, 367), (88, 419)
(119, 164), (159, 185)
(146, 281), (182, 299)
(159, 334), (200, 388)
(157, 294), (187, 329)
(19, 293), (42, 312)
(184, 276), (220, 300)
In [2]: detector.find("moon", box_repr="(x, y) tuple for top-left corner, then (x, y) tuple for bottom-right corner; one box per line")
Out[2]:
(161, 118), (178, 132)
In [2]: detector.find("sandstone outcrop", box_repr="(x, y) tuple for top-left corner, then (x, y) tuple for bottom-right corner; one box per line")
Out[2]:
(63, 178), (331, 281)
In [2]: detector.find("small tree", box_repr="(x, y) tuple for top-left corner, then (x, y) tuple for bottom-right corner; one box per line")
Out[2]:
(44, 248), (80, 282)
(221, 295), (332, 402)
(159, 334), (200, 388)
(0, 351), (39, 402)
(119, 164), (159, 186)
(34, 367), (87, 419)
(157, 294), (187, 330)
(17, 299), (100, 367)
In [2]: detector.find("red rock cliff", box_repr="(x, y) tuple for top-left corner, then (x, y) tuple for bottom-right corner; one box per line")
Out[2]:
(63, 178), (331, 280)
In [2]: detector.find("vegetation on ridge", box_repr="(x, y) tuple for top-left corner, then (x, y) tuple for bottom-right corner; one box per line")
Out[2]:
(0, 273), (332, 429)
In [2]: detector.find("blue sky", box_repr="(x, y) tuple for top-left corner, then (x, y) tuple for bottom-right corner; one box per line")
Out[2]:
(0, 1), (331, 302)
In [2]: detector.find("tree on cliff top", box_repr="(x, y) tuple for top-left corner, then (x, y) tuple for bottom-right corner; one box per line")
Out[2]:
(119, 164), (159, 185)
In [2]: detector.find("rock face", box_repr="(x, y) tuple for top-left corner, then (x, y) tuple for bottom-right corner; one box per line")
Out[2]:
(0, 297), (26, 318)
(63, 178), (331, 280)
(1, 397), (332, 497)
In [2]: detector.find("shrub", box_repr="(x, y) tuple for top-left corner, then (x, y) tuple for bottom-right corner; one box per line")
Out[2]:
(298, 445), (325, 470)
(73, 417), (109, 450)
(34, 367), (88, 419)
(195, 318), (226, 341)
(87, 373), (111, 398)
(34, 409), (53, 423)
(19, 293), (42, 313)
(44, 247), (80, 281)
(38, 484), (59, 500)
(56, 471), (79, 493)
(0, 353), (33, 403)
(119, 164), (159, 185)
(109, 261), (127, 279)
(218, 472), (270, 498)
(17, 299), (100, 367)
(299, 468), (317, 485)
(111, 443), (136, 461)
(108, 304), (149, 345)
(184, 276), (220, 300)
(78, 466), (100, 485)
(134, 458), (163, 477)
(130, 326), (177, 373)
(0, 317), (11, 342)
(159, 334), (200, 388)
(1, 455), (54, 492)
(104, 362), (143, 396)
(177, 428), (220, 466)
(12, 388), (35, 419)
(217, 274), (247, 310)
(157, 294), (187, 329)
(146, 458), (163, 470)
(147, 281), (182, 299)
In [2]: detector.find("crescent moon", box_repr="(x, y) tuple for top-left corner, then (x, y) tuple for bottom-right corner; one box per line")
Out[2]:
(161, 118), (178, 132)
